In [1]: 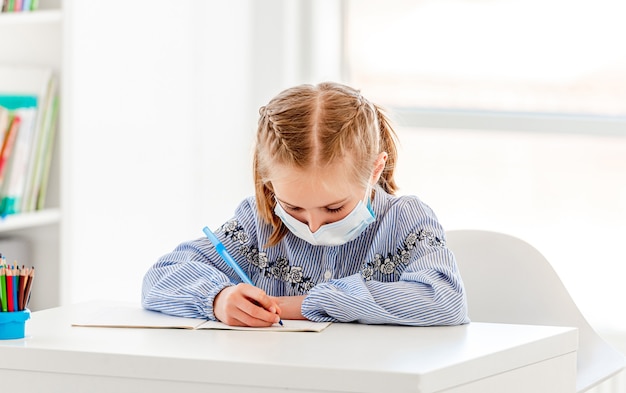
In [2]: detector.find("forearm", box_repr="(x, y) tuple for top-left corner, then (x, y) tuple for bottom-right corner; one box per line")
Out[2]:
(272, 295), (307, 320)
(141, 259), (233, 320)
(302, 272), (468, 326)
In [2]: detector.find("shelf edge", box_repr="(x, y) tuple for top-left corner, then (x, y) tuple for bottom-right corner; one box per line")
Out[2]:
(0, 208), (61, 232)
(0, 9), (62, 25)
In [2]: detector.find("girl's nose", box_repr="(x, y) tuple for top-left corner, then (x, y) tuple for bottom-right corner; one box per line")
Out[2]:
(305, 213), (324, 233)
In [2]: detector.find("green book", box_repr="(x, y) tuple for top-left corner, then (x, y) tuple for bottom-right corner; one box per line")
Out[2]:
(35, 95), (59, 210)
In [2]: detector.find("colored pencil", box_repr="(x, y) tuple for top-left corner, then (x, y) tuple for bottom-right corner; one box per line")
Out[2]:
(0, 261), (35, 312)
(6, 268), (13, 312)
(0, 266), (6, 311)
(12, 266), (17, 311)
(18, 266), (26, 311)
(22, 267), (34, 310)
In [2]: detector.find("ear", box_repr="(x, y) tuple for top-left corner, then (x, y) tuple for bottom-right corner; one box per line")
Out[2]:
(370, 152), (388, 185)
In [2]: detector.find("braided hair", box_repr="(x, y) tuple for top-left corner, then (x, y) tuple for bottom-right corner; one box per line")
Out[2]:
(253, 82), (399, 246)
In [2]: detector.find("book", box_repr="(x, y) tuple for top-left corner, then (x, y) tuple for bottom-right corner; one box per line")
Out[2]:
(22, 75), (59, 212)
(0, 0), (36, 12)
(0, 66), (58, 215)
(71, 303), (332, 333)
(0, 114), (21, 188)
(34, 95), (59, 210)
(0, 106), (9, 147)
(0, 95), (38, 215)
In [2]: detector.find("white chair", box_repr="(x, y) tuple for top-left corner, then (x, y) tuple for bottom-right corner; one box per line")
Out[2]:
(446, 229), (625, 393)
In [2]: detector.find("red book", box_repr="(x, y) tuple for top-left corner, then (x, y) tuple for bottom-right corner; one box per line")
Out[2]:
(0, 115), (20, 185)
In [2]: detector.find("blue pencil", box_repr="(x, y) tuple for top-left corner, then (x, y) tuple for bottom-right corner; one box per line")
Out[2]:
(13, 272), (17, 311)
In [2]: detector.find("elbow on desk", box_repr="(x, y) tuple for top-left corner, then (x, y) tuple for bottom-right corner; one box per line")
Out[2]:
(435, 291), (470, 326)
(430, 284), (470, 326)
(402, 282), (470, 326)
(402, 270), (470, 326)
(432, 263), (471, 325)
(384, 292), (470, 326)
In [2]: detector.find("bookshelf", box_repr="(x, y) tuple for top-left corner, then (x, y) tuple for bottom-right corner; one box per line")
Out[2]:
(0, 0), (62, 310)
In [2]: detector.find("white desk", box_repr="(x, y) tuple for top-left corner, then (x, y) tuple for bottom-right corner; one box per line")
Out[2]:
(0, 302), (578, 393)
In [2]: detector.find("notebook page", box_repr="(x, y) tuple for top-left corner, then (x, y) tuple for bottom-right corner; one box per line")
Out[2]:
(196, 319), (332, 332)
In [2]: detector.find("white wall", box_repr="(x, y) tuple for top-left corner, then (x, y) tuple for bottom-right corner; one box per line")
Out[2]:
(62, 0), (343, 305)
(65, 0), (200, 304)
(64, 0), (256, 304)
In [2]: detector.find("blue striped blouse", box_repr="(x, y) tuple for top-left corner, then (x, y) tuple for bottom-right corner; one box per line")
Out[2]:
(141, 186), (470, 326)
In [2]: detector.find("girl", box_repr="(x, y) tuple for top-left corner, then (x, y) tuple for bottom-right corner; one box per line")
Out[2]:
(142, 82), (469, 327)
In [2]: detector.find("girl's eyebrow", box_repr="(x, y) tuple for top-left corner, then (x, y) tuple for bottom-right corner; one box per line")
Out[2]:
(277, 196), (350, 209)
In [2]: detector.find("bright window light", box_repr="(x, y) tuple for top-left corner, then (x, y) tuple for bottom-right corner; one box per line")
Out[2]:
(345, 0), (626, 117)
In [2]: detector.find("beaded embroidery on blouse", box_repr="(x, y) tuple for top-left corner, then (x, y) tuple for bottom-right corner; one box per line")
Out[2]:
(220, 220), (445, 289)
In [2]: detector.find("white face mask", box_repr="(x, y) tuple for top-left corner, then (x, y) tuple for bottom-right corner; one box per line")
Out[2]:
(274, 189), (376, 246)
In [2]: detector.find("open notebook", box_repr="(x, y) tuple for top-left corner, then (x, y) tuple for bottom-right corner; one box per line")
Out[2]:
(71, 303), (331, 332)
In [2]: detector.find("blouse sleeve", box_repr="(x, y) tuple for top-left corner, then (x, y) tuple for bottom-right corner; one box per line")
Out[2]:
(141, 199), (258, 320)
(301, 198), (470, 326)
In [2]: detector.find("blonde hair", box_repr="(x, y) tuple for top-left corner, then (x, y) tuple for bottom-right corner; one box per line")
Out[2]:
(254, 82), (399, 246)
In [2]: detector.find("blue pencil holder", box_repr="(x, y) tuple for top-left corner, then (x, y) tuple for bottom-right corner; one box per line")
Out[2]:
(0, 309), (30, 340)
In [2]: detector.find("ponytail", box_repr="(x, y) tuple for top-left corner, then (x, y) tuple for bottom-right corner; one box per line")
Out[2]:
(375, 104), (399, 195)
(253, 157), (289, 247)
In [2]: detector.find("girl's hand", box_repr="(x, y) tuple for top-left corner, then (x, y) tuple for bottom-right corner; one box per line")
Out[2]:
(213, 284), (282, 327)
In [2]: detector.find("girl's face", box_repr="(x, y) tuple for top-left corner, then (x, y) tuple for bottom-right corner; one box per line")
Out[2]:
(271, 164), (366, 233)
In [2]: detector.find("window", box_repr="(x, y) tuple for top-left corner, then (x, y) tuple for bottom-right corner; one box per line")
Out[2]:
(345, 0), (626, 118)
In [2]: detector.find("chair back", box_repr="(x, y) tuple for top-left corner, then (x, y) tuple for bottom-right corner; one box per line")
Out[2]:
(446, 229), (625, 392)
